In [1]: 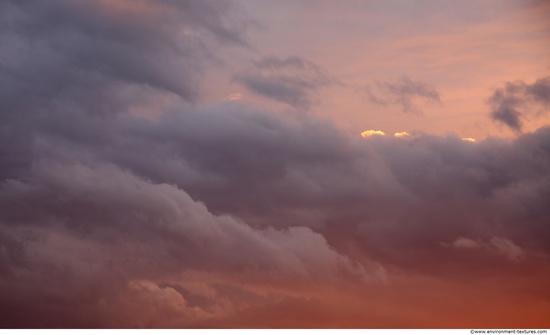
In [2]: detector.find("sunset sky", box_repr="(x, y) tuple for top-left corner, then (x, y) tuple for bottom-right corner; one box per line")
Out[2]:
(0, 0), (549, 328)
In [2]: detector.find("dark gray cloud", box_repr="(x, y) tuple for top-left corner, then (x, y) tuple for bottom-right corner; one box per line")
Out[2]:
(0, 3), (376, 326)
(0, 0), (248, 180)
(0, 0), (248, 105)
(233, 56), (337, 110)
(361, 77), (441, 114)
(23, 101), (550, 266)
(489, 76), (550, 132)
(4, 100), (549, 326)
(0, 160), (372, 327)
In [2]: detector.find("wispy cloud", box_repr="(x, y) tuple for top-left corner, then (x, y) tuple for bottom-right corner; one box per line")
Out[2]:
(360, 77), (441, 114)
(233, 56), (338, 110)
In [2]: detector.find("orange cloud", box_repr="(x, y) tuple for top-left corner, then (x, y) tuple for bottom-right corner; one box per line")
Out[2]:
(394, 131), (410, 138)
(361, 130), (386, 137)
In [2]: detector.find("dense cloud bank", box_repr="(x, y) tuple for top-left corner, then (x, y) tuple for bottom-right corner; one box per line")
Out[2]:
(0, 0), (549, 328)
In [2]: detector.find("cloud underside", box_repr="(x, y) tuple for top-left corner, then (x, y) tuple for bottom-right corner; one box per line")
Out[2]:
(0, 0), (549, 328)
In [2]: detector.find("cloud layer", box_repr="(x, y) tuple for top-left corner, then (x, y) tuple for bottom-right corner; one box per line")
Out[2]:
(0, 0), (549, 328)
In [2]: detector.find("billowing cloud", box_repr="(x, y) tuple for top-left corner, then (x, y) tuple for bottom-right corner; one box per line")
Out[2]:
(360, 77), (441, 114)
(488, 76), (550, 132)
(12, 100), (549, 269)
(233, 56), (337, 109)
(2, 95), (550, 326)
(0, 0), (248, 105)
(0, 161), (374, 327)
(0, 0), (250, 181)
(0, 0), (549, 328)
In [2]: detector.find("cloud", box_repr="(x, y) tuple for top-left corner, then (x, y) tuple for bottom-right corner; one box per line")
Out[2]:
(0, 0), (248, 106)
(0, 161), (373, 327)
(361, 130), (386, 137)
(451, 237), (481, 249)
(23, 101), (549, 270)
(2, 160), (372, 281)
(488, 76), (550, 132)
(2, 72), (549, 325)
(490, 237), (525, 262)
(233, 56), (338, 110)
(360, 77), (441, 114)
(394, 132), (410, 138)
(445, 236), (525, 261)
(0, 0), (249, 181)
(1, 1), (549, 327)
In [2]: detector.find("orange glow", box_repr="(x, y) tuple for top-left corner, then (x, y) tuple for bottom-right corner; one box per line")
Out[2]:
(361, 130), (386, 137)
(394, 131), (410, 138)
(225, 93), (243, 101)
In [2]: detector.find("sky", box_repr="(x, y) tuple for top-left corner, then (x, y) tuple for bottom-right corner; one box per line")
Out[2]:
(0, 0), (549, 328)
